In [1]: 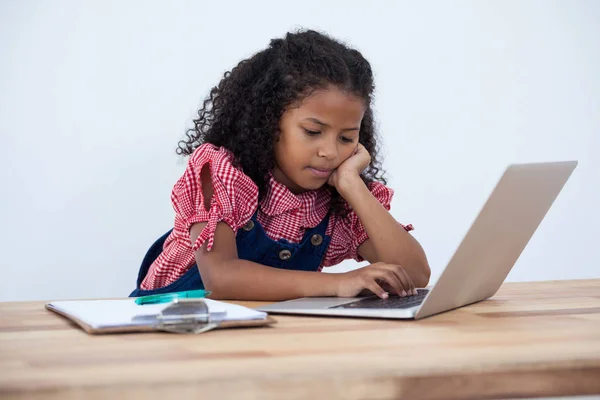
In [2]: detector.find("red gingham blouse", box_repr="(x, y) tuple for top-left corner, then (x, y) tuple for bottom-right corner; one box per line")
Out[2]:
(141, 143), (413, 290)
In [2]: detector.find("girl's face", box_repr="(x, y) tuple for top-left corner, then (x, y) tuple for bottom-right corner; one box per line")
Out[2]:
(273, 86), (366, 194)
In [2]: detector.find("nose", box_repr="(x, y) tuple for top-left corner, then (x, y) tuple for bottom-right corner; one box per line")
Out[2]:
(317, 138), (337, 161)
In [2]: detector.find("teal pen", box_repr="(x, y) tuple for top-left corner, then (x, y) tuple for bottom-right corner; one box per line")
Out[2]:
(134, 289), (211, 305)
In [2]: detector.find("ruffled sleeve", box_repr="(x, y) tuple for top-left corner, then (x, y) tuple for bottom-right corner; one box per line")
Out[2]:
(171, 143), (258, 251)
(323, 181), (414, 266)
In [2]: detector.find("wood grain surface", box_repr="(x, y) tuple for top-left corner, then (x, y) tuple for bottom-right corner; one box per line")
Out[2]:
(1, 279), (600, 399)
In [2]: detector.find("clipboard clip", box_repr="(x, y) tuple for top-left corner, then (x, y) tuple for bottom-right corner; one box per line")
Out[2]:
(153, 298), (226, 334)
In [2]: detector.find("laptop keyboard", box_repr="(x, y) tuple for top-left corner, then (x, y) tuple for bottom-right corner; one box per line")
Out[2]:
(330, 289), (430, 309)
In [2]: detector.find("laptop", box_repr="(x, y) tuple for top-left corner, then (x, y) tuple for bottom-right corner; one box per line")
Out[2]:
(256, 161), (578, 320)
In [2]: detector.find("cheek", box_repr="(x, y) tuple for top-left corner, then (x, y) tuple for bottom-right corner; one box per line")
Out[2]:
(340, 145), (356, 162)
(275, 135), (301, 169)
(281, 132), (307, 159)
(274, 141), (293, 170)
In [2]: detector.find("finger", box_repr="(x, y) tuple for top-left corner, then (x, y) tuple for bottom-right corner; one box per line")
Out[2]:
(364, 279), (388, 299)
(394, 266), (417, 295)
(381, 264), (413, 296)
(327, 171), (337, 187)
(380, 282), (406, 297)
(380, 282), (394, 294)
(373, 269), (407, 297)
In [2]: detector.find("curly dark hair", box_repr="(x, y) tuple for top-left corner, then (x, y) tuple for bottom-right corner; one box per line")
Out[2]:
(178, 29), (386, 220)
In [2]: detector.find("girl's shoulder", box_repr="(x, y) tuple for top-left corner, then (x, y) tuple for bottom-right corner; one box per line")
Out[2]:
(171, 143), (259, 252)
(185, 142), (259, 196)
(189, 142), (236, 167)
(188, 143), (251, 179)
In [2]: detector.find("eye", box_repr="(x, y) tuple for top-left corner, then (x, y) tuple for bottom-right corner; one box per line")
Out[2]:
(304, 129), (321, 136)
(340, 136), (354, 143)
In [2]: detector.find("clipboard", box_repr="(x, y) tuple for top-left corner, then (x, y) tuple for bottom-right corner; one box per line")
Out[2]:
(46, 298), (276, 334)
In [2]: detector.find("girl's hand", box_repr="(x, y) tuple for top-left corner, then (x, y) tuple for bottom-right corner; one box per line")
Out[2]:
(335, 262), (418, 299)
(327, 143), (371, 189)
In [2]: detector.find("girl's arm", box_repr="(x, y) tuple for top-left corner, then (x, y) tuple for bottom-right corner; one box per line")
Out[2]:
(192, 219), (425, 301)
(337, 176), (431, 288)
(191, 221), (340, 301)
(328, 144), (430, 288)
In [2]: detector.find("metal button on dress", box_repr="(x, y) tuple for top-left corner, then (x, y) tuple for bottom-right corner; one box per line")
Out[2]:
(242, 220), (255, 231)
(279, 249), (292, 260)
(310, 234), (323, 246)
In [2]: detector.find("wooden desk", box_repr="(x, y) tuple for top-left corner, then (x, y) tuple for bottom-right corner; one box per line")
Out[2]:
(1, 279), (600, 399)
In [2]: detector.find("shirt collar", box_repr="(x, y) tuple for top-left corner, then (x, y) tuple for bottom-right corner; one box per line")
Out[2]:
(260, 173), (331, 228)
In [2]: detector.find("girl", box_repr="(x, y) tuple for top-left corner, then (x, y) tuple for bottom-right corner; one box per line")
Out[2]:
(130, 30), (430, 301)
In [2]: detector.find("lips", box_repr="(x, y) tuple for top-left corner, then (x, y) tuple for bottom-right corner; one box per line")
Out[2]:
(307, 167), (333, 178)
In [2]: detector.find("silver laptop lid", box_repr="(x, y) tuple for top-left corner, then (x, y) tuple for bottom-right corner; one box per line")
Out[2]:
(415, 161), (578, 319)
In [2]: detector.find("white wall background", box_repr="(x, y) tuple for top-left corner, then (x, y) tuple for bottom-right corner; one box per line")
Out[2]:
(1, 0), (598, 302)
